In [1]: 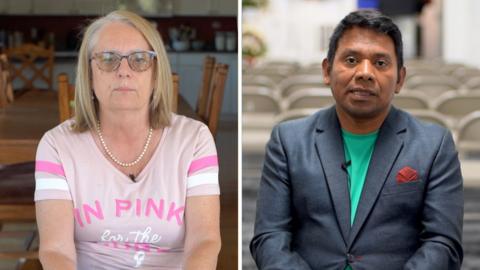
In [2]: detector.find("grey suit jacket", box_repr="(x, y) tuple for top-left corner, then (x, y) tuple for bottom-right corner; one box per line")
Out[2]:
(250, 106), (463, 270)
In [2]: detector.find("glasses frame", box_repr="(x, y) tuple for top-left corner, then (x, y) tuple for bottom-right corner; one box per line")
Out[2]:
(90, 50), (157, 72)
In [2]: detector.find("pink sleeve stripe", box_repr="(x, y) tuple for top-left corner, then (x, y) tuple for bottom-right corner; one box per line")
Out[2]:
(188, 155), (218, 175)
(36, 161), (65, 177)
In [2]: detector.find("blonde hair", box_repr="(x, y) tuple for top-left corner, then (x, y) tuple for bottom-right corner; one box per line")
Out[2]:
(73, 10), (172, 132)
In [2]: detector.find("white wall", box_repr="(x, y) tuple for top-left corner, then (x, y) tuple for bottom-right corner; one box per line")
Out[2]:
(243, 0), (356, 65)
(443, 0), (480, 68)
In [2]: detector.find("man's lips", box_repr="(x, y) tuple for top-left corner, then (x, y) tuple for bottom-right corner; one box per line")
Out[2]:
(347, 88), (377, 97)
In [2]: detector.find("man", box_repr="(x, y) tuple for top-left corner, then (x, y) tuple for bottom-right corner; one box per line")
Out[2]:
(250, 10), (463, 270)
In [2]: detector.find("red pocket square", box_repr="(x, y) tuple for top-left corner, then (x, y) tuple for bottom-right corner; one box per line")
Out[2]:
(396, 166), (418, 184)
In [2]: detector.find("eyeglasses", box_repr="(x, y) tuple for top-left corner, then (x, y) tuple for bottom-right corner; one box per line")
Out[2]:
(91, 50), (157, 72)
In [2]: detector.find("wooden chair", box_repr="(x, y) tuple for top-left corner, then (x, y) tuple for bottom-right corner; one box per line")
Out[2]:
(57, 73), (75, 123)
(202, 63), (229, 137)
(0, 54), (14, 108)
(4, 43), (54, 94)
(57, 73), (181, 122)
(0, 162), (40, 270)
(172, 73), (179, 113)
(197, 56), (216, 120)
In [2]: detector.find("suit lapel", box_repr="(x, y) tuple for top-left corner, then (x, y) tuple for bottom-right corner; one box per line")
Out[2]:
(315, 107), (350, 245)
(347, 107), (406, 247)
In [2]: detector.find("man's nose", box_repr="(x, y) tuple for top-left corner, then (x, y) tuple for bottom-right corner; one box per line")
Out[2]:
(355, 60), (375, 81)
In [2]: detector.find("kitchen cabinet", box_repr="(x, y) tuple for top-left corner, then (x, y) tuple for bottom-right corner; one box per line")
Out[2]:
(173, 0), (211, 16)
(75, 0), (116, 15)
(173, 0), (237, 16)
(33, 0), (75, 15)
(4, 0), (32, 14)
(210, 0), (237, 16)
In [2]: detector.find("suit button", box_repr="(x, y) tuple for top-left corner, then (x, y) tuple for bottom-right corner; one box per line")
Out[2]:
(347, 253), (355, 263)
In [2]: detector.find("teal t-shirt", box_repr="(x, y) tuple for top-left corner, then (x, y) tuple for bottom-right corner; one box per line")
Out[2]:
(342, 129), (379, 270)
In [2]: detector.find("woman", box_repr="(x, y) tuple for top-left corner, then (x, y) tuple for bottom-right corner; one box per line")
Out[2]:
(35, 10), (221, 269)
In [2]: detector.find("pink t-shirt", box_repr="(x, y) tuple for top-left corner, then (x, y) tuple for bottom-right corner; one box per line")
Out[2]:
(34, 114), (220, 269)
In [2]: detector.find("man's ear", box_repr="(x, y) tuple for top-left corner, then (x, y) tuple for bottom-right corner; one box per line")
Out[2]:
(394, 66), (406, 94)
(322, 58), (331, 85)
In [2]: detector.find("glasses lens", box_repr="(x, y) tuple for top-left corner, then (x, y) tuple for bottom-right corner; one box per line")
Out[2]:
(128, 52), (154, 72)
(95, 52), (120, 71)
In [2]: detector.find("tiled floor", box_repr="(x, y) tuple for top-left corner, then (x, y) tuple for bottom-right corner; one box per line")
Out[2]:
(242, 153), (480, 270)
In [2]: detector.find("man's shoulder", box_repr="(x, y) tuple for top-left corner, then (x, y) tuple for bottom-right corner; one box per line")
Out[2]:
(396, 108), (448, 136)
(274, 107), (330, 136)
(393, 108), (451, 146)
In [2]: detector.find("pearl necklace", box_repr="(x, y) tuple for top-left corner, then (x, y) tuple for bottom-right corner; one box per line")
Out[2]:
(96, 122), (153, 167)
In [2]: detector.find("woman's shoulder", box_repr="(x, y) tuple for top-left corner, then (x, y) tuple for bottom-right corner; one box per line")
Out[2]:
(42, 119), (88, 142)
(170, 113), (210, 134)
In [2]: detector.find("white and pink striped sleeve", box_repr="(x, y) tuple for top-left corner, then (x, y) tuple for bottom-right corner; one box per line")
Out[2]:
(186, 125), (220, 197)
(34, 133), (72, 201)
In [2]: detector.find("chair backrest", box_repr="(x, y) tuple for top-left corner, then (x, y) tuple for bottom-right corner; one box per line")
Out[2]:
(433, 91), (480, 120)
(0, 54), (14, 105)
(5, 44), (54, 91)
(464, 76), (480, 89)
(405, 74), (461, 91)
(197, 56), (216, 120)
(0, 56), (7, 108)
(243, 86), (280, 113)
(57, 73), (75, 122)
(172, 73), (179, 113)
(57, 73), (180, 122)
(242, 74), (278, 90)
(276, 108), (318, 123)
(279, 74), (326, 97)
(407, 109), (451, 129)
(456, 111), (480, 156)
(392, 92), (430, 110)
(204, 63), (229, 137)
(285, 88), (334, 110)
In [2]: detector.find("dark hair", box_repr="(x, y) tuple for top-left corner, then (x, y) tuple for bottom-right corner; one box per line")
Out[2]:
(327, 9), (403, 73)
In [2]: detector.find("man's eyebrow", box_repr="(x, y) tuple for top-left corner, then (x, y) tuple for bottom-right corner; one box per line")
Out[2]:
(338, 49), (359, 56)
(373, 53), (392, 59)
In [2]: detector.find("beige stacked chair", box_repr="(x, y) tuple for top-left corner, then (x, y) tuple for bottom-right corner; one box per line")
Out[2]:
(279, 74), (326, 97)
(433, 91), (480, 124)
(408, 109), (452, 129)
(464, 76), (480, 89)
(294, 63), (323, 76)
(285, 88), (334, 110)
(276, 108), (318, 123)
(242, 86), (281, 154)
(261, 60), (300, 72)
(456, 111), (480, 157)
(392, 92), (430, 110)
(242, 74), (278, 90)
(451, 67), (480, 84)
(243, 86), (281, 130)
(406, 66), (446, 80)
(251, 62), (300, 84)
(405, 74), (462, 92)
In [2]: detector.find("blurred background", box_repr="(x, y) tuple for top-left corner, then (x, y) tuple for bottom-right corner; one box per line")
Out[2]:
(0, 0), (237, 269)
(242, 0), (480, 269)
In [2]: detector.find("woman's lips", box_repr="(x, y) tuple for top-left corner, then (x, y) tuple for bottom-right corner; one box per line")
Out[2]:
(114, 87), (135, 92)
